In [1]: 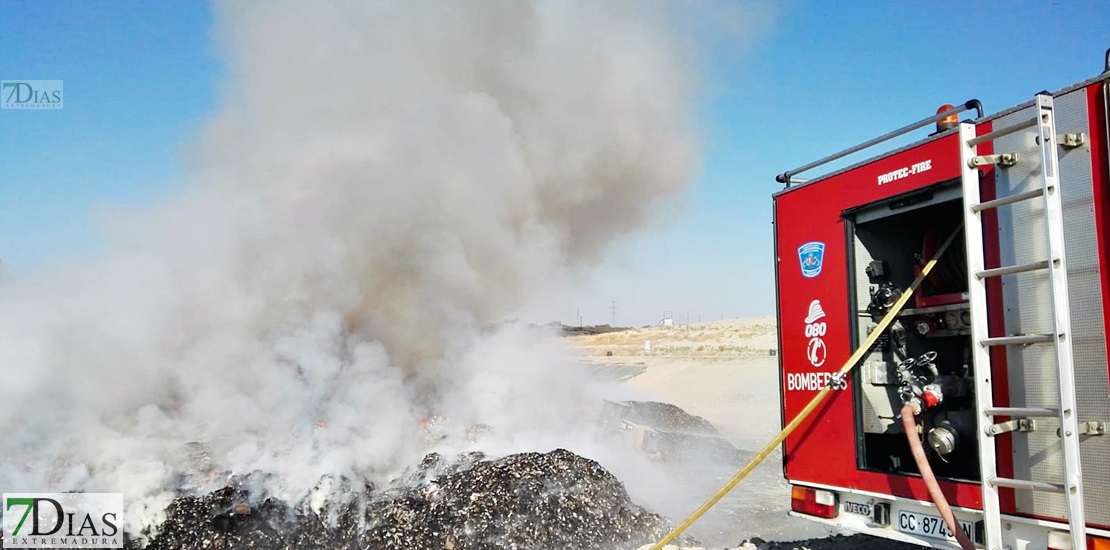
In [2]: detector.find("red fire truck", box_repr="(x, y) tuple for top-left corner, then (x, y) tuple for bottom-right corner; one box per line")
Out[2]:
(773, 52), (1110, 549)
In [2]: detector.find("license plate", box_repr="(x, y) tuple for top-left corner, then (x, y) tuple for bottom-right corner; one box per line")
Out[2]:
(897, 510), (975, 543)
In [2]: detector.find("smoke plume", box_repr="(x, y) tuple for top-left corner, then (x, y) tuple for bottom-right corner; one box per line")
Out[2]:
(0, 0), (698, 533)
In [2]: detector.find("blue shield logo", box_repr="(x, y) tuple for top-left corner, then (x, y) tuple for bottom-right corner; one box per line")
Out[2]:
(798, 241), (825, 278)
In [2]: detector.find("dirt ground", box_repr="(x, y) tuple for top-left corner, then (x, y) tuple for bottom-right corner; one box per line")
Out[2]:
(574, 319), (924, 550)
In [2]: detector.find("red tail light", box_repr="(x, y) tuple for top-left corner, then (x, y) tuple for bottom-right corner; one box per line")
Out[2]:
(1046, 531), (1110, 550)
(791, 485), (838, 519)
(1088, 534), (1110, 550)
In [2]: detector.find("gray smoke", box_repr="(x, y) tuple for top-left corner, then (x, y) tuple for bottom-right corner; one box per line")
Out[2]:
(0, 0), (698, 534)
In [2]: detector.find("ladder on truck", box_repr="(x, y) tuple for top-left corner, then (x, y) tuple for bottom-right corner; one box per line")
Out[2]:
(959, 94), (1086, 549)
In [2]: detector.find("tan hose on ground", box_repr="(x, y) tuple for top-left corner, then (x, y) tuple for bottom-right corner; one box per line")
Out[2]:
(647, 225), (964, 550)
(901, 404), (975, 550)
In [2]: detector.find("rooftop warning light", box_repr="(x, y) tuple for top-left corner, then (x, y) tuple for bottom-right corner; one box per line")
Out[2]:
(936, 104), (959, 133)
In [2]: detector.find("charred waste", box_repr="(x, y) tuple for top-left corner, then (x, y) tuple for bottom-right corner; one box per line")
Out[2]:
(107, 449), (692, 550)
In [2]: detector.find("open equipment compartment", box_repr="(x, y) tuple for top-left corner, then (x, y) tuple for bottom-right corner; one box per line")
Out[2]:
(845, 182), (979, 483)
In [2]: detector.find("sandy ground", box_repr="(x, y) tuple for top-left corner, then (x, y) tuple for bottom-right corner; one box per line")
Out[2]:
(572, 319), (921, 550)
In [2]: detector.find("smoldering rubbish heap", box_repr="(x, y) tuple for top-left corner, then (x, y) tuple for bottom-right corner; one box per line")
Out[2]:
(127, 449), (692, 550)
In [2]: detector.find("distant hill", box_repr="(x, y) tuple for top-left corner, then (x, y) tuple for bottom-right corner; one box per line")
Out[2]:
(559, 324), (631, 337)
(567, 317), (777, 358)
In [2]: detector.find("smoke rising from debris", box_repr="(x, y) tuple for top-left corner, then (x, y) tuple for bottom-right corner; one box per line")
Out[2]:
(0, 0), (697, 533)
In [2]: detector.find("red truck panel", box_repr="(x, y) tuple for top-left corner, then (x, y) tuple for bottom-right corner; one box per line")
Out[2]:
(774, 132), (983, 507)
(1087, 82), (1110, 390)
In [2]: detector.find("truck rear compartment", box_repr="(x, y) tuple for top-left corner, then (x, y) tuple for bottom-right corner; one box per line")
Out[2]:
(847, 188), (980, 484)
(773, 71), (1110, 547)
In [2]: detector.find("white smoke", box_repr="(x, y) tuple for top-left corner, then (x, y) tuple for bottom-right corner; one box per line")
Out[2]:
(0, 0), (699, 534)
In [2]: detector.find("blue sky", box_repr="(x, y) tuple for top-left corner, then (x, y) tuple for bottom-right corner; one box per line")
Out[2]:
(1, 1), (218, 267)
(1, 1), (1108, 327)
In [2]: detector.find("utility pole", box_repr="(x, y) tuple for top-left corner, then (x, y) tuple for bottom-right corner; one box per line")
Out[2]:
(577, 308), (582, 327)
(610, 301), (617, 327)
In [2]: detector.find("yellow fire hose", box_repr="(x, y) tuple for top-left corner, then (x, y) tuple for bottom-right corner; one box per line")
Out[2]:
(648, 225), (964, 550)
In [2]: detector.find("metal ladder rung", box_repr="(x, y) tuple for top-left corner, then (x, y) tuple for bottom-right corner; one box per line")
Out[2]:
(970, 188), (1045, 212)
(975, 260), (1050, 279)
(981, 334), (1054, 346)
(984, 407), (1059, 417)
(967, 116), (1039, 147)
(989, 477), (1065, 493)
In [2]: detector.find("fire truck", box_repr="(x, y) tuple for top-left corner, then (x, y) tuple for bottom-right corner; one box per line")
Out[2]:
(773, 52), (1110, 549)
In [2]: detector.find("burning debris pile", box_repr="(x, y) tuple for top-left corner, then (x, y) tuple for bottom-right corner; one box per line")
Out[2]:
(620, 401), (723, 436)
(135, 449), (687, 550)
(602, 401), (743, 467)
(0, 2), (704, 548)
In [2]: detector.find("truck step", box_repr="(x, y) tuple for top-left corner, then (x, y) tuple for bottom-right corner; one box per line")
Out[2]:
(967, 115), (1038, 147)
(975, 260), (1050, 279)
(983, 407), (1059, 417)
(980, 334), (1055, 346)
(970, 188), (1045, 213)
(988, 477), (1064, 493)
